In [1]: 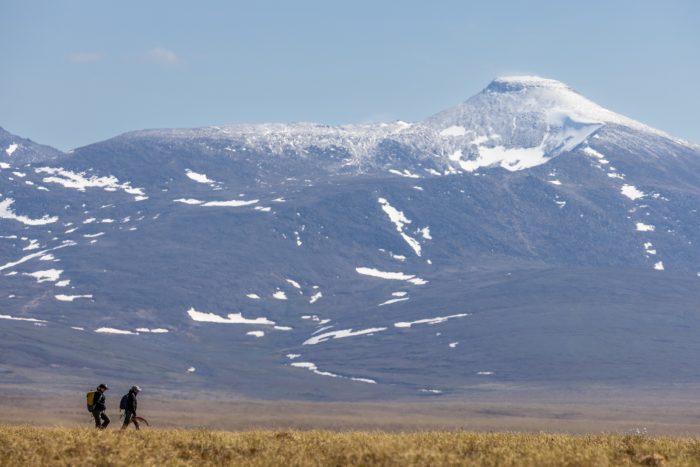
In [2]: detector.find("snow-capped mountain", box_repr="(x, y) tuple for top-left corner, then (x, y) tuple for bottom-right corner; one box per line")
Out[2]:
(92, 76), (696, 178)
(2, 76), (700, 400)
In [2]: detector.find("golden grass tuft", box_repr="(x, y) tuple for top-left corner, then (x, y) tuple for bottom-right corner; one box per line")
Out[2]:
(1, 426), (700, 466)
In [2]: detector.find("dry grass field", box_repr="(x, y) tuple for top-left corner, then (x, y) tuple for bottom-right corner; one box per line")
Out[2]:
(1, 426), (699, 466)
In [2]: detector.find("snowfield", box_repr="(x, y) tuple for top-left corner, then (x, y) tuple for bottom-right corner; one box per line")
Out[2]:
(394, 313), (469, 328)
(55, 294), (92, 302)
(355, 267), (427, 285)
(378, 197), (422, 256)
(621, 185), (645, 200)
(187, 307), (276, 325)
(35, 167), (145, 199)
(303, 327), (388, 345)
(0, 198), (58, 225)
(185, 169), (217, 185)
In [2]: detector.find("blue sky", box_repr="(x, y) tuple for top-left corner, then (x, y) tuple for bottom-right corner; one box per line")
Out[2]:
(2, 0), (698, 150)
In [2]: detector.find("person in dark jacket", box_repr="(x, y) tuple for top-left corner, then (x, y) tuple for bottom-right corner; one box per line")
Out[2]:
(121, 385), (141, 430)
(92, 384), (110, 429)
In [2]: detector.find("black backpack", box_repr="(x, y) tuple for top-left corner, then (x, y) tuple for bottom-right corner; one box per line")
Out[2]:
(119, 394), (129, 411)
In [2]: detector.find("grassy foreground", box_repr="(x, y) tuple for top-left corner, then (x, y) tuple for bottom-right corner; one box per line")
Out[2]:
(1, 426), (699, 466)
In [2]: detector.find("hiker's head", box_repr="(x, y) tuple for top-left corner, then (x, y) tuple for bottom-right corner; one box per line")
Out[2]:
(97, 384), (109, 392)
(131, 385), (141, 394)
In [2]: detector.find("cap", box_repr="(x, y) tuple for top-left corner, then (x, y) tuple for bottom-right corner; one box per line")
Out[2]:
(131, 385), (141, 392)
(97, 383), (109, 390)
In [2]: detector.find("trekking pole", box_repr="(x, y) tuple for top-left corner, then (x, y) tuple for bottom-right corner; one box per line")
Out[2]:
(132, 416), (150, 427)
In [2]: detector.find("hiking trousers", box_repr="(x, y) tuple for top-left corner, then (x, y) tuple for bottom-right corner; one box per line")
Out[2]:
(122, 411), (140, 430)
(93, 411), (110, 429)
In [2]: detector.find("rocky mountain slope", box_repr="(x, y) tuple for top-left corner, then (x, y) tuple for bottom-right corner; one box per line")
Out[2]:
(2, 76), (700, 399)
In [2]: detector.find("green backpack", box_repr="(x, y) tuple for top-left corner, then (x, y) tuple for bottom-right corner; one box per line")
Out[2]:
(86, 391), (96, 412)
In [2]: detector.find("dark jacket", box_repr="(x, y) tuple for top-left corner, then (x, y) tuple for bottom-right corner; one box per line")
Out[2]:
(126, 391), (138, 414)
(94, 390), (106, 412)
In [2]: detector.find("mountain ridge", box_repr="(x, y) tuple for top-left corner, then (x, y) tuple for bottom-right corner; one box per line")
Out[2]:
(0, 126), (64, 164)
(70, 76), (695, 180)
(5, 75), (697, 160)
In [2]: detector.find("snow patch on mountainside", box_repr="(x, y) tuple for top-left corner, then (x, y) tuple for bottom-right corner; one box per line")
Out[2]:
(388, 168), (421, 178)
(0, 314), (47, 323)
(636, 223), (655, 232)
(309, 291), (323, 304)
(394, 313), (469, 328)
(451, 117), (601, 173)
(273, 290), (288, 300)
(187, 307), (275, 325)
(185, 169), (217, 184)
(440, 126), (467, 137)
(462, 145), (548, 172)
(35, 167), (145, 200)
(55, 294), (93, 302)
(621, 185), (645, 200)
(355, 267), (427, 285)
(203, 199), (258, 207)
(290, 361), (377, 384)
(303, 327), (388, 345)
(377, 198), (422, 256)
(0, 198), (58, 225)
(644, 242), (656, 255)
(174, 198), (258, 207)
(378, 297), (410, 306)
(23, 269), (63, 283)
(0, 241), (75, 272)
(174, 198), (203, 205)
(95, 327), (138, 335)
(582, 146), (609, 163)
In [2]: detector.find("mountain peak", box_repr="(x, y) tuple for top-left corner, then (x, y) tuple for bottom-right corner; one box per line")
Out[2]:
(424, 75), (675, 145)
(0, 126), (64, 163)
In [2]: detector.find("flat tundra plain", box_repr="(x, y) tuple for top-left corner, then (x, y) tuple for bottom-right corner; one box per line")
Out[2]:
(2, 387), (700, 434)
(3, 388), (700, 466)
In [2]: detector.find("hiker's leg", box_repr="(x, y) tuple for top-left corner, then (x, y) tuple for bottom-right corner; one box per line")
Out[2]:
(133, 417), (140, 431)
(92, 411), (101, 428)
(101, 412), (110, 428)
(122, 411), (132, 430)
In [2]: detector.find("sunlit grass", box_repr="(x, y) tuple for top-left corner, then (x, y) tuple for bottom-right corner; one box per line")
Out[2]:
(1, 426), (698, 466)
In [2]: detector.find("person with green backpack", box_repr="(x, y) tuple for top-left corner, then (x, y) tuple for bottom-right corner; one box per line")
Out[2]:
(86, 384), (110, 429)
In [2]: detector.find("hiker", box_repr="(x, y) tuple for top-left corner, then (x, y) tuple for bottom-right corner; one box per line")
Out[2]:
(91, 384), (110, 429)
(121, 385), (141, 430)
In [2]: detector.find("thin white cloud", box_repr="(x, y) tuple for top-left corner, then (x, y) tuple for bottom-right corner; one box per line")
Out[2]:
(143, 47), (181, 65)
(68, 52), (105, 63)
